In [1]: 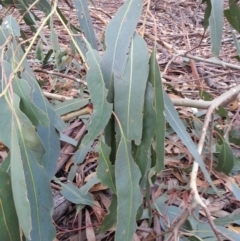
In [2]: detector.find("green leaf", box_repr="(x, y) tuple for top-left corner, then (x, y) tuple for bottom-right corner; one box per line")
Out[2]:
(99, 194), (117, 233)
(0, 168), (21, 241)
(81, 41), (112, 146)
(12, 78), (49, 126)
(114, 33), (149, 145)
(101, 0), (143, 102)
(2, 15), (20, 36)
(54, 98), (89, 116)
(148, 47), (165, 172)
(115, 124), (142, 241)
(0, 96), (31, 239)
(0, 95), (56, 240)
(1, 18), (65, 179)
(57, 180), (95, 206)
(133, 82), (156, 176)
(164, 92), (218, 193)
(203, 0), (212, 30)
(215, 141), (234, 174)
(209, 0), (224, 56)
(97, 139), (116, 193)
(73, 0), (97, 49)
(224, 0), (240, 33)
(214, 211), (240, 226)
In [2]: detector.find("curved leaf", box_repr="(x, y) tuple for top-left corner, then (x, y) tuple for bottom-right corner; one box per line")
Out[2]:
(81, 41), (112, 146)
(97, 139), (116, 193)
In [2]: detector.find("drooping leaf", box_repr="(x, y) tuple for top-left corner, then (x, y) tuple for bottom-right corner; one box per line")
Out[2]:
(12, 78), (49, 126)
(54, 98), (89, 116)
(99, 194), (117, 233)
(0, 18), (65, 180)
(215, 141), (234, 174)
(101, 0), (143, 102)
(209, 0), (224, 56)
(73, 0), (97, 49)
(97, 139), (116, 193)
(164, 92), (218, 193)
(114, 33), (149, 145)
(0, 96), (31, 239)
(81, 41), (112, 146)
(0, 168), (21, 241)
(0, 95), (56, 240)
(133, 82), (156, 176)
(148, 47), (165, 172)
(115, 123), (142, 241)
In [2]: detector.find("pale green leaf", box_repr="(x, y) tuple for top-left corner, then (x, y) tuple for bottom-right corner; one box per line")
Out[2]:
(97, 139), (116, 193)
(54, 98), (89, 116)
(133, 82), (156, 176)
(73, 0), (97, 49)
(0, 168), (21, 241)
(101, 0), (143, 102)
(81, 42), (112, 146)
(115, 131), (142, 241)
(12, 78), (49, 126)
(0, 96), (32, 239)
(114, 33), (149, 145)
(58, 180), (95, 206)
(209, 0), (223, 56)
(2, 15), (20, 36)
(148, 47), (165, 172)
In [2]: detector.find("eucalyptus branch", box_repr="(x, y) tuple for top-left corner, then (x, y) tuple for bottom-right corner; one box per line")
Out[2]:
(183, 54), (240, 71)
(189, 84), (240, 237)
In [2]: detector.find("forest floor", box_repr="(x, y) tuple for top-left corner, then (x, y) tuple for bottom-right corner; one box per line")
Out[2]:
(1, 0), (240, 240)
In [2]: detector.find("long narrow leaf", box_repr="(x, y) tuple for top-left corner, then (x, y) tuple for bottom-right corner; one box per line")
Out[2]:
(0, 94), (31, 239)
(114, 33), (149, 145)
(81, 41), (112, 146)
(209, 0), (223, 56)
(0, 168), (21, 241)
(133, 82), (156, 176)
(115, 120), (142, 241)
(101, 0), (143, 102)
(148, 47), (165, 172)
(73, 0), (97, 49)
(97, 139), (116, 193)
